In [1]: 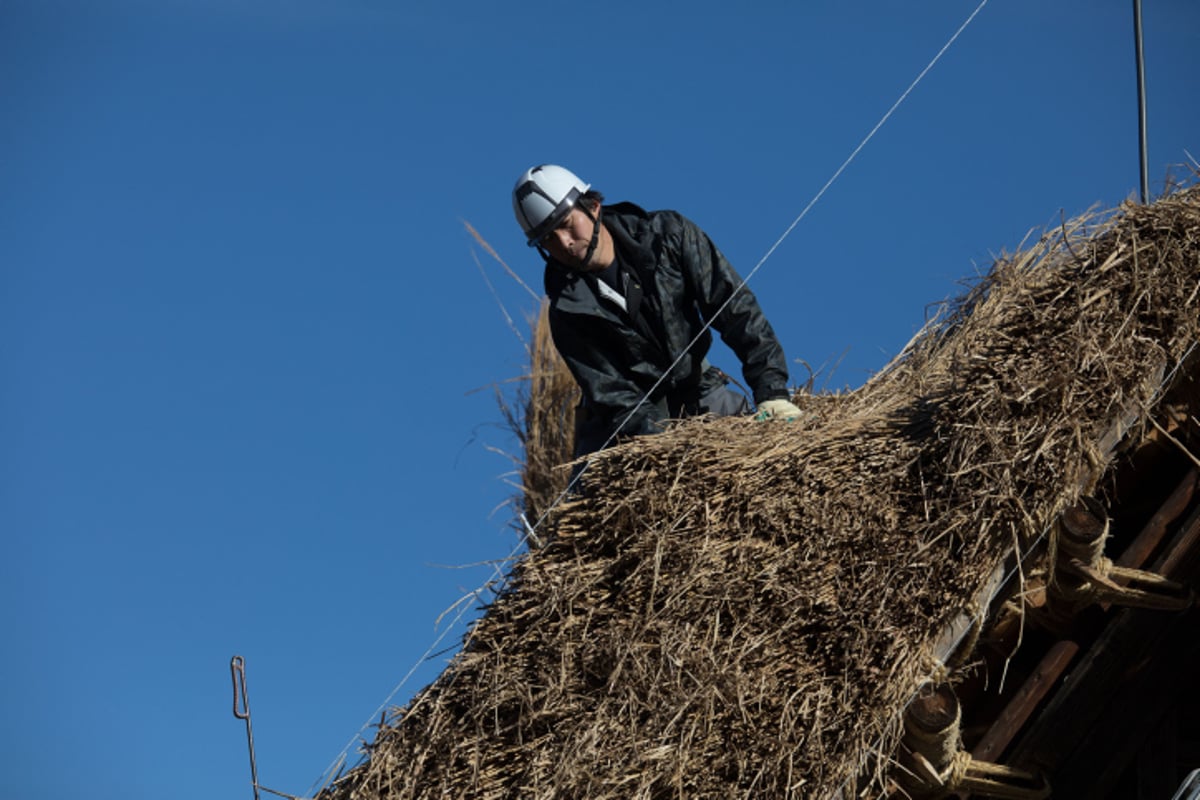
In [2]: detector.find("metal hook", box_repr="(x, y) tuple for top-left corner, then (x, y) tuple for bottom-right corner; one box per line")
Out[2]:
(231, 655), (262, 800)
(232, 655), (251, 720)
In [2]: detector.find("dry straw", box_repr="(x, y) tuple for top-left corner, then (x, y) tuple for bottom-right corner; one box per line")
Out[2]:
(322, 180), (1200, 799)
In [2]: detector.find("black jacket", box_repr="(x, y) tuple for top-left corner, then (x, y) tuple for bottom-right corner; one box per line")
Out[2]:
(544, 202), (790, 452)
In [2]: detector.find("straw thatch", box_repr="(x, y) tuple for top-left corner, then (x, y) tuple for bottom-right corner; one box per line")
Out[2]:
(322, 181), (1200, 799)
(497, 301), (580, 529)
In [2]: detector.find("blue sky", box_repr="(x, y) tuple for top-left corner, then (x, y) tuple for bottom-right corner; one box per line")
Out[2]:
(2, 1), (1197, 798)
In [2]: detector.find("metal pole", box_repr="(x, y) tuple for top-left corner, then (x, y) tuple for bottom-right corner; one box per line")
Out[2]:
(232, 655), (263, 800)
(1133, 0), (1149, 203)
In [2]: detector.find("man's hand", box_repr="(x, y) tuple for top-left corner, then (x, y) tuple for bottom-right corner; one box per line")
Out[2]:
(754, 398), (804, 422)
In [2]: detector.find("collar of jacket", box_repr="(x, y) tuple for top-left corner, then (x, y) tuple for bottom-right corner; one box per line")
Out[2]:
(543, 201), (655, 298)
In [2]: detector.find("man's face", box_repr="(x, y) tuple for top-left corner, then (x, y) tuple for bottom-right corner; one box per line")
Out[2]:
(541, 204), (599, 269)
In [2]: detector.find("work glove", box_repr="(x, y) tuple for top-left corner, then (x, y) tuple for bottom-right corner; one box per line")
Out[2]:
(754, 398), (804, 422)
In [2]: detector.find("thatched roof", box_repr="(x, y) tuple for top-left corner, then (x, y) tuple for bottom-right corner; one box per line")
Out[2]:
(322, 181), (1200, 799)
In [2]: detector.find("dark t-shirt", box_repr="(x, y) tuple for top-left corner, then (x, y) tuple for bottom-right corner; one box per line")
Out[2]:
(593, 255), (624, 294)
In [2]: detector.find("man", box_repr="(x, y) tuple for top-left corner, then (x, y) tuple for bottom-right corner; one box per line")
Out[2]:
(512, 164), (803, 459)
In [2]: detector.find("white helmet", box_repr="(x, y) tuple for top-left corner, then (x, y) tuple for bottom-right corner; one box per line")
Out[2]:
(512, 164), (591, 246)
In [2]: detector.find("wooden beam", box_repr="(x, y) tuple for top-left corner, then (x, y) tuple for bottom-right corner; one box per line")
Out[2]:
(1005, 504), (1200, 791)
(1114, 468), (1197, 571)
(1041, 609), (1197, 796)
(1158, 501), (1200, 578)
(970, 641), (1079, 764)
(966, 468), (1197, 764)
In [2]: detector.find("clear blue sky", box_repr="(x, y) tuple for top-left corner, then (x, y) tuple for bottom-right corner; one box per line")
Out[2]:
(3, 1), (1196, 798)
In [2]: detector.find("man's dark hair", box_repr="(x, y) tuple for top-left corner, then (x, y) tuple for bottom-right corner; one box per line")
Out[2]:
(581, 189), (605, 210)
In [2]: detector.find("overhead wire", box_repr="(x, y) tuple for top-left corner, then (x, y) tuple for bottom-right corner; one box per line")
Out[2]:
(308, 1), (991, 793)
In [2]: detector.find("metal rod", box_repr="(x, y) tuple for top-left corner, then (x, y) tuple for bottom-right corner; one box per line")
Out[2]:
(1133, 0), (1149, 203)
(232, 655), (263, 800)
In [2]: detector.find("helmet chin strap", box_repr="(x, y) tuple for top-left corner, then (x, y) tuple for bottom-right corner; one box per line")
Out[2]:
(578, 202), (602, 268)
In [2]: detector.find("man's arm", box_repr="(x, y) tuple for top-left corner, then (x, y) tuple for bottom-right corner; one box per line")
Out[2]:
(674, 215), (790, 402)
